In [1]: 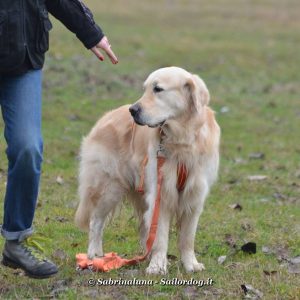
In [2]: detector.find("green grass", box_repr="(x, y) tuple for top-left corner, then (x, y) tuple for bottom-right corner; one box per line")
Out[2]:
(0, 0), (300, 299)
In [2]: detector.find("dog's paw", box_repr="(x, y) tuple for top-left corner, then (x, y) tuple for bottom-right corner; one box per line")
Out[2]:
(184, 261), (205, 272)
(182, 253), (205, 272)
(87, 249), (103, 260)
(146, 254), (167, 275)
(146, 264), (167, 275)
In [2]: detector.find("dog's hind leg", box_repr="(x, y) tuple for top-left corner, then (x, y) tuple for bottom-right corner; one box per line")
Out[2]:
(87, 181), (125, 259)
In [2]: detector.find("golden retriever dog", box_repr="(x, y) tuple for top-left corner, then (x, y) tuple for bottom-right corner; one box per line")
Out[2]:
(75, 66), (220, 274)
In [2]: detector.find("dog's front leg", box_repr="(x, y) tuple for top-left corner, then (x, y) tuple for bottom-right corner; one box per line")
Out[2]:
(178, 208), (205, 272)
(178, 186), (208, 272)
(140, 153), (158, 248)
(146, 200), (172, 275)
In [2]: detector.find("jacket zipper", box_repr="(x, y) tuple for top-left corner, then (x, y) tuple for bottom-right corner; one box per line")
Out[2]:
(21, 0), (27, 48)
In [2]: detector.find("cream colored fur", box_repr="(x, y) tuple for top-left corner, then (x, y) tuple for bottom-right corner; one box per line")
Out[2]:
(75, 67), (220, 274)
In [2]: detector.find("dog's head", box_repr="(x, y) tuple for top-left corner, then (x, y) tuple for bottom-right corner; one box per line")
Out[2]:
(129, 67), (210, 128)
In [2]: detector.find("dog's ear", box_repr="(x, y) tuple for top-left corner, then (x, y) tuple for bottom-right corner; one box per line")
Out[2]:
(185, 74), (210, 112)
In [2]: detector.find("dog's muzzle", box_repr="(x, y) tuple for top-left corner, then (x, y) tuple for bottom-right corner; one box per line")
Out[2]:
(129, 104), (166, 128)
(129, 104), (141, 118)
(129, 104), (145, 126)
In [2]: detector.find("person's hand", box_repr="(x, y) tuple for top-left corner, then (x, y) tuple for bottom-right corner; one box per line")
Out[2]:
(90, 36), (118, 64)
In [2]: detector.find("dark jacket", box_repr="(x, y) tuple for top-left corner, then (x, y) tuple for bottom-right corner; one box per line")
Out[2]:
(0, 0), (104, 74)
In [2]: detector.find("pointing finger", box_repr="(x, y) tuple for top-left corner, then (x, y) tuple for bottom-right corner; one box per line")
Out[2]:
(99, 36), (118, 64)
(103, 46), (118, 64)
(91, 47), (104, 61)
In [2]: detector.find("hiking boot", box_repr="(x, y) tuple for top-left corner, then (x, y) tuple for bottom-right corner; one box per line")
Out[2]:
(2, 236), (58, 279)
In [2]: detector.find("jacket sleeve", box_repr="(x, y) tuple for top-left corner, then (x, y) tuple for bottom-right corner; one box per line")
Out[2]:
(45, 0), (104, 49)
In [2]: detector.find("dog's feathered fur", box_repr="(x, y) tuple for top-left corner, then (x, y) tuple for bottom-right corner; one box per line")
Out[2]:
(75, 67), (220, 274)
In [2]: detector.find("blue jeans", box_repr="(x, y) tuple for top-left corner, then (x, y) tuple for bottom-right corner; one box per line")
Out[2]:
(0, 70), (43, 241)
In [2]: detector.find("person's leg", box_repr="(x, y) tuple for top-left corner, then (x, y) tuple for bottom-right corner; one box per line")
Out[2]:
(0, 70), (57, 278)
(0, 70), (43, 240)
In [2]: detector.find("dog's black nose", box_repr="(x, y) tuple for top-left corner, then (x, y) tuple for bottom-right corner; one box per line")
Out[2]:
(129, 104), (141, 117)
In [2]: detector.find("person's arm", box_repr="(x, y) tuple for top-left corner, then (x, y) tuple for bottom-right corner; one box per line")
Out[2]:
(46, 0), (118, 64)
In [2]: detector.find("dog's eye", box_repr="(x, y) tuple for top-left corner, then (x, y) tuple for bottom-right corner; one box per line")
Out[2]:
(153, 86), (164, 93)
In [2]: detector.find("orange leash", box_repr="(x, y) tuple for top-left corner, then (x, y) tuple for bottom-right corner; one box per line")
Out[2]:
(76, 156), (166, 272)
(177, 163), (188, 192)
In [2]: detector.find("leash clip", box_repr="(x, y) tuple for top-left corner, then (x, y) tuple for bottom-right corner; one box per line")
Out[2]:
(157, 143), (167, 158)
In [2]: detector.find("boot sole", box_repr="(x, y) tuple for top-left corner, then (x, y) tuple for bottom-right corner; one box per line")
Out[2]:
(2, 255), (58, 279)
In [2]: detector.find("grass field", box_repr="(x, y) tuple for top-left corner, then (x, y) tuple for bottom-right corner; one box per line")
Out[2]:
(0, 0), (300, 299)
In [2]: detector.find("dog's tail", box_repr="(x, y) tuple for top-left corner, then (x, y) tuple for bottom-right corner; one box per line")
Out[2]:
(74, 195), (92, 231)
(75, 144), (97, 231)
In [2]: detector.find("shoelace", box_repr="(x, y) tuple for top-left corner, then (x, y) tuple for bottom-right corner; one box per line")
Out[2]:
(21, 235), (50, 262)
